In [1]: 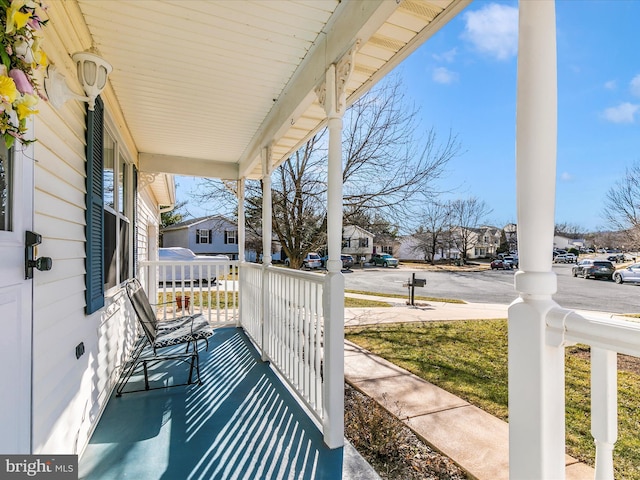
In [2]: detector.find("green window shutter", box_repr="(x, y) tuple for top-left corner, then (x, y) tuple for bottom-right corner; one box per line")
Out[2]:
(133, 166), (138, 277)
(85, 97), (105, 314)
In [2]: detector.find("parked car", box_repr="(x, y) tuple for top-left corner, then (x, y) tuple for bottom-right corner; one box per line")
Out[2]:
(302, 252), (322, 269)
(490, 258), (512, 270)
(158, 247), (229, 283)
(612, 263), (640, 284)
(553, 253), (576, 263)
(607, 254), (625, 263)
(571, 259), (615, 280)
(502, 255), (518, 268)
(340, 254), (354, 270)
(319, 254), (354, 270)
(371, 253), (399, 268)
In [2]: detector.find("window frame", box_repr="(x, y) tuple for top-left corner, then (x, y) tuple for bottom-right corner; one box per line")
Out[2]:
(102, 127), (134, 293)
(224, 229), (237, 245)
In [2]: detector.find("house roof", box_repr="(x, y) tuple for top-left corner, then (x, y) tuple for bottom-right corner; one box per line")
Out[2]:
(51, 0), (469, 183)
(162, 215), (235, 232)
(343, 224), (374, 237)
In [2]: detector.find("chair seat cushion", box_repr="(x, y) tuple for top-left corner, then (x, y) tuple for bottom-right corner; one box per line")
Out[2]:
(157, 315), (211, 332)
(152, 315), (213, 349)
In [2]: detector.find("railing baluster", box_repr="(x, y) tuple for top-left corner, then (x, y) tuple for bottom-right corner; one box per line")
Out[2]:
(591, 347), (617, 480)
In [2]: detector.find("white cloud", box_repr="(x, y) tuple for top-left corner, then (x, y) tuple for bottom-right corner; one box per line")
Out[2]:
(432, 67), (458, 84)
(433, 48), (458, 63)
(604, 80), (617, 90)
(560, 172), (573, 182)
(462, 3), (518, 61)
(630, 74), (640, 97)
(603, 102), (639, 123)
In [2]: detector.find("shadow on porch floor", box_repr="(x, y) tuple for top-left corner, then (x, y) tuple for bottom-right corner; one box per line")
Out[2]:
(79, 327), (377, 480)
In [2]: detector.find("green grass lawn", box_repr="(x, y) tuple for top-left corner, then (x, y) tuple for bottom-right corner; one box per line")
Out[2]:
(345, 319), (640, 479)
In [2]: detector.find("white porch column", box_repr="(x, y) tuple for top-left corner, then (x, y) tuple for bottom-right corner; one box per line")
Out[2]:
(261, 148), (272, 362)
(316, 47), (355, 448)
(509, 1), (565, 479)
(237, 178), (245, 263)
(237, 178), (245, 327)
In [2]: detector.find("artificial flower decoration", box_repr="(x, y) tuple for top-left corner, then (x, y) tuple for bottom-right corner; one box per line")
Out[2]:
(0, 0), (47, 148)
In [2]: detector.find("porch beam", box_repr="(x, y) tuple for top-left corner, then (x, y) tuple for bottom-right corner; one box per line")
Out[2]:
(237, 0), (400, 179)
(139, 152), (239, 179)
(509, 1), (564, 479)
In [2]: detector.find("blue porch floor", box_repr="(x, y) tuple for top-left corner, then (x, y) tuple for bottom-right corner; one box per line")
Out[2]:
(79, 327), (377, 480)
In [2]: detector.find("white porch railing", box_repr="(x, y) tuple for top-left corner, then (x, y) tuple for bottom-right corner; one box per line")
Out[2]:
(546, 308), (640, 479)
(239, 262), (340, 444)
(138, 260), (341, 447)
(138, 260), (239, 327)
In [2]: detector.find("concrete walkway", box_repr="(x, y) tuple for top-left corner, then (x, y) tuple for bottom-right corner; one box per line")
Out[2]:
(343, 294), (595, 480)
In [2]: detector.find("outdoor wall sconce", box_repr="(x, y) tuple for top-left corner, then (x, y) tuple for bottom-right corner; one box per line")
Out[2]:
(44, 50), (112, 111)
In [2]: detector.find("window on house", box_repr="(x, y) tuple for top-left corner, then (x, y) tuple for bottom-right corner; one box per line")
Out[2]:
(381, 245), (393, 254)
(342, 238), (350, 248)
(358, 238), (369, 248)
(224, 230), (237, 244)
(196, 229), (210, 244)
(0, 145), (12, 231)
(103, 132), (132, 290)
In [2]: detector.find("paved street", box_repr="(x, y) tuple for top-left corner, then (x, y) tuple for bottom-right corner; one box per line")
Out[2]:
(343, 263), (640, 314)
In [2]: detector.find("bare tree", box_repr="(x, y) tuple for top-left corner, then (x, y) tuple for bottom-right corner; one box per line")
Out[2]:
(194, 76), (462, 268)
(602, 162), (640, 248)
(451, 197), (492, 261)
(412, 201), (454, 264)
(341, 78), (461, 223)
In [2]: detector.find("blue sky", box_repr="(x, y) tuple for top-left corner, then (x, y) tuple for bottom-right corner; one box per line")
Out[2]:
(177, 1), (640, 233)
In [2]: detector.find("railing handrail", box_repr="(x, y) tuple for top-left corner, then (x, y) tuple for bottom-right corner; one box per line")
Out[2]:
(266, 264), (326, 282)
(547, 307), (640, 357)
(140, 259), (237, 266)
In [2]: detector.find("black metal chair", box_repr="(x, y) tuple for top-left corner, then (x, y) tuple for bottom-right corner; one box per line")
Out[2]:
(115, 279), (214, 396)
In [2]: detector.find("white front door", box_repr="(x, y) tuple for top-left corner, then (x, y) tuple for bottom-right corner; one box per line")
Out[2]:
(0, 144), (34, 453)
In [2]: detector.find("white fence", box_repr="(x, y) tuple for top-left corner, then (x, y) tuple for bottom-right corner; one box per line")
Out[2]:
(239, 263), (341, 445)
(140, 259), (342, 447)
(138, 259), (239, 327)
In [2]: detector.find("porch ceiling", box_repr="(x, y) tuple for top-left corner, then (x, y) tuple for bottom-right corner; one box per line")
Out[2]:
(73, 0), (469, 181)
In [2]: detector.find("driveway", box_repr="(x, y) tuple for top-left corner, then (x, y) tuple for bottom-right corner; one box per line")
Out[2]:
(343, 263), (640, 315)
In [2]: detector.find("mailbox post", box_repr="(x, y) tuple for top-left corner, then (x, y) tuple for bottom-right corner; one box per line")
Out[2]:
(403, 272), (426, 306)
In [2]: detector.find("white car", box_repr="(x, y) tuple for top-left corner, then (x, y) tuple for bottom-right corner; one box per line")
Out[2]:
(158, 247), (229, 283)
(553, 253), (576, 264)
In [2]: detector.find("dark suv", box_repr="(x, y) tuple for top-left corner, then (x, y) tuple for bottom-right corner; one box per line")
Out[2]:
(571, 259), (615, 280)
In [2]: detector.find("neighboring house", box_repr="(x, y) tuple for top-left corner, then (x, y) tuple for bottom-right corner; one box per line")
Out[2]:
(470, 226), (502, 259)
(342, 225), (374, 260)
(162, 215), (239, 259)
(373, 232), (399, 257)
(554, 235), (585, 250)
(396, 234), (461, 262)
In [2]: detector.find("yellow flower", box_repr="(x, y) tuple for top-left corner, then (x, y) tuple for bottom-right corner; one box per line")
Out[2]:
(15, 93), (38, 120)
(6, 1), (30, 34)
(0, 75), (18, 104)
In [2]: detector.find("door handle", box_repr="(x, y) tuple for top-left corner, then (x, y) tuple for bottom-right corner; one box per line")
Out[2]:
(25, 231), (53, 279)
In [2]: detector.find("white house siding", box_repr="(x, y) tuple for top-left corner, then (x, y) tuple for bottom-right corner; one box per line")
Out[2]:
(341, 225), (373, 259)
(27, 29), (158, 454)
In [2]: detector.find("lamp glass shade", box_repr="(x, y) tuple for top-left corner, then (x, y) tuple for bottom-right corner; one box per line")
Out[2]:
(72, 51), (112, 99)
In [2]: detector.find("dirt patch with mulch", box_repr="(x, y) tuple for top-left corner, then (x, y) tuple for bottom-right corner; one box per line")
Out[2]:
(344, 383), (468, 480)
(572, 346), (640, 375)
